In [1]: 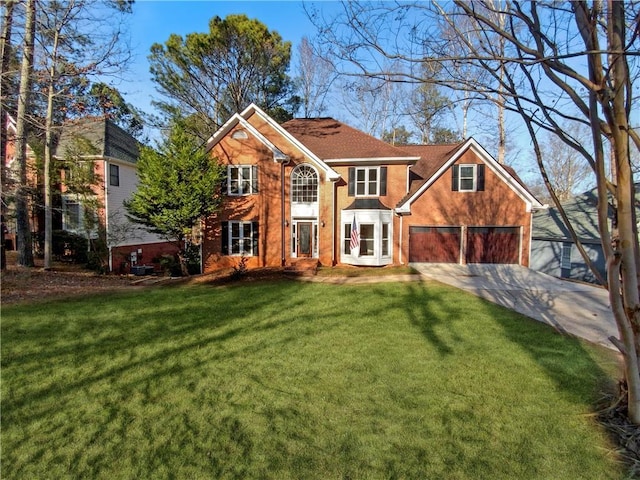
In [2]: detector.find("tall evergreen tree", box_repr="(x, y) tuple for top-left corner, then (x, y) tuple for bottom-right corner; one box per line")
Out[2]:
(124, 121), (223, 276)
(149, 14), (295, 141)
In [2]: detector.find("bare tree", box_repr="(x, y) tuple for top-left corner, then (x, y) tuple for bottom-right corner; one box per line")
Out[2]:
(295, 36), (336, 117)
(406, 64), (454, 143)
(310, 1), (640, 423)
(37, 0), (132, 270)
(0, 0), (17, 270)
(530, 125), (594, 203)
(1, 0), (16, 168)
(14, 0), (35, 267)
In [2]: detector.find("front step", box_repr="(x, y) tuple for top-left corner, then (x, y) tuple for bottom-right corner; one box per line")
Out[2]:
(284, 258), (319, 276)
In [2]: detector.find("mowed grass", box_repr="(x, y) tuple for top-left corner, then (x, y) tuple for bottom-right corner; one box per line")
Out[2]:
(1, 279), (624, 479)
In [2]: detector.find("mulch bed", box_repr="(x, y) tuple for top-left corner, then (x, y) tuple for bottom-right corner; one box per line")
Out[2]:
(597, 382), (640, 477)
(1, 265), (134, 305)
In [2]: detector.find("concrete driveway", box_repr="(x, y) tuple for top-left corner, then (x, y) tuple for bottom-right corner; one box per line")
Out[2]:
(410, 263), (618, 350)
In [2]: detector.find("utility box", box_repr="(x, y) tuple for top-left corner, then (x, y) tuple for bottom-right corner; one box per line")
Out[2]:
(131, 265), (155, 276)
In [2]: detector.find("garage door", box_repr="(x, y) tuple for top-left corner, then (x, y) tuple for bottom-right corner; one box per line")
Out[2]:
(466, 227), (520, 264)
(409, 226), (461, 263)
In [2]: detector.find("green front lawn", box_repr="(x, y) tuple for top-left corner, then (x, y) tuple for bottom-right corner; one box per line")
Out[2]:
(2, 279), (623, 479)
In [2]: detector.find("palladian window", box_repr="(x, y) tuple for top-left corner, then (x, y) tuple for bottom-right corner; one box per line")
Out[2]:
(291, 164), (318, 203)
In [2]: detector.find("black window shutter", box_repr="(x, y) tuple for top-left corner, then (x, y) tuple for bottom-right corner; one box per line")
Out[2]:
(221, 221), (229, 255)
(348, 167), (355, 196)
(380, 167), (387, 196)
(252, 221), (259, 256)
(252, 165), (258, 193)
(451, 165), (459, 191)
(477, 164), (485, 191)
(220, 168), (228, 195)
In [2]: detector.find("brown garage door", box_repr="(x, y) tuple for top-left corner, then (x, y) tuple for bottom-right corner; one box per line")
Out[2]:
(409, 226), (461, 263)
(466, 227), (520, 264)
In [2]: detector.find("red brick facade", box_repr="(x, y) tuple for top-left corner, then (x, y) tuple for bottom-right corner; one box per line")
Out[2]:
(201, 105), (542, 274)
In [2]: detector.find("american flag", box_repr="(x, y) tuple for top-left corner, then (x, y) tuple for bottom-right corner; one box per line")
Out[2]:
(350, 216), (359, 255)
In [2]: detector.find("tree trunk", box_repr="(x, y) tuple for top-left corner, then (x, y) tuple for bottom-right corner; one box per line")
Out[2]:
(15, 0), (36, 267)
(0, 0), (15, 175)
(606, 0), (640, 424)
(178, 240), (190, 277)
(0, 0), (15, 272)
(496, 9), (506, 164)
(43, 29), (61, 271)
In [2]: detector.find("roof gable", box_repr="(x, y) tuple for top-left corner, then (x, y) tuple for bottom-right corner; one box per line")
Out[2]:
(207, 104), (340, 180)
(396, 138), (543, 214)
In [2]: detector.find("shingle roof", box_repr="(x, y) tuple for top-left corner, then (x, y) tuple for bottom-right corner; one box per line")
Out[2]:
(55, 117), (140, 164)
(532, 185), (640, 242)
(281, 118), (417, 160)
(401, 143), (465, 180)
(344, 198), (392, 210)
(395, 143), (465, 206)
(533, 188), (611, 242)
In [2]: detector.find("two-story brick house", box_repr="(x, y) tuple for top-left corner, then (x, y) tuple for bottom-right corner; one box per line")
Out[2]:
(201, 104), (542, 273)
(55, 117), (178, 273)
(3, 116), (177, 272)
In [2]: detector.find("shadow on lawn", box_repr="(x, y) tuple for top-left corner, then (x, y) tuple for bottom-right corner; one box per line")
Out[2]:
(1, 280), (327, 424)
(397, 279), (616, 406)
(0, 277), (624, 478)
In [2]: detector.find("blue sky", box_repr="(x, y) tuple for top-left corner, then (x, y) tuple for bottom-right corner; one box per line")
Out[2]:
(120, 1), (335, 119)
(115, 1), (536, 182)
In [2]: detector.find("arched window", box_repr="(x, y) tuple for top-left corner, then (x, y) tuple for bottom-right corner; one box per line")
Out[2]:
(291, 164), (318, 203)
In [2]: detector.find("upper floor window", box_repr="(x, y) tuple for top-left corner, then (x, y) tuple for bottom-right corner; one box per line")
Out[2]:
(228, 165), (258, 196)
(452, 164), (485, 192)
(291, 164), (318, 203)
(109, 164), (120, 187)
(348, 166), (387, 197)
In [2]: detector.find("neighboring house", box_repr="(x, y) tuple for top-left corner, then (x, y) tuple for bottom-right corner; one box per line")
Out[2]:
(55, 117), (177, 273)
(530, 186), (640, 284)
(201, 104), (543, 273)
(2, 116), (176, 273)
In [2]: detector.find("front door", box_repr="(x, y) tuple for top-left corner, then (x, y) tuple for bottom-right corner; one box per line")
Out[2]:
(297, 222), (312, 257)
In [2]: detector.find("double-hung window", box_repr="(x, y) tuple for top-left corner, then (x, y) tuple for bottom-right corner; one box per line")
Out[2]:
(221, 221), (259, 256)
(356, 168), (378, 196)
(63, 197), (82, 232)
(452, 164), (485, 192)
(348, 166), (387, 197)
(459, 165), (476, 191)
(358, 224), (375, 256)
(109, 164), (120, 187)
(62, 195), (98, 237)
(382, 223), (390, 257)
(227, 165), (258, 196)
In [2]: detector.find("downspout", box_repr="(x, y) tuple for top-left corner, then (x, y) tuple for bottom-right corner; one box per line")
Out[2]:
(281, 161), (286, 266)
(399, 214), (403, 264)
(332, 179), (337, 265)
